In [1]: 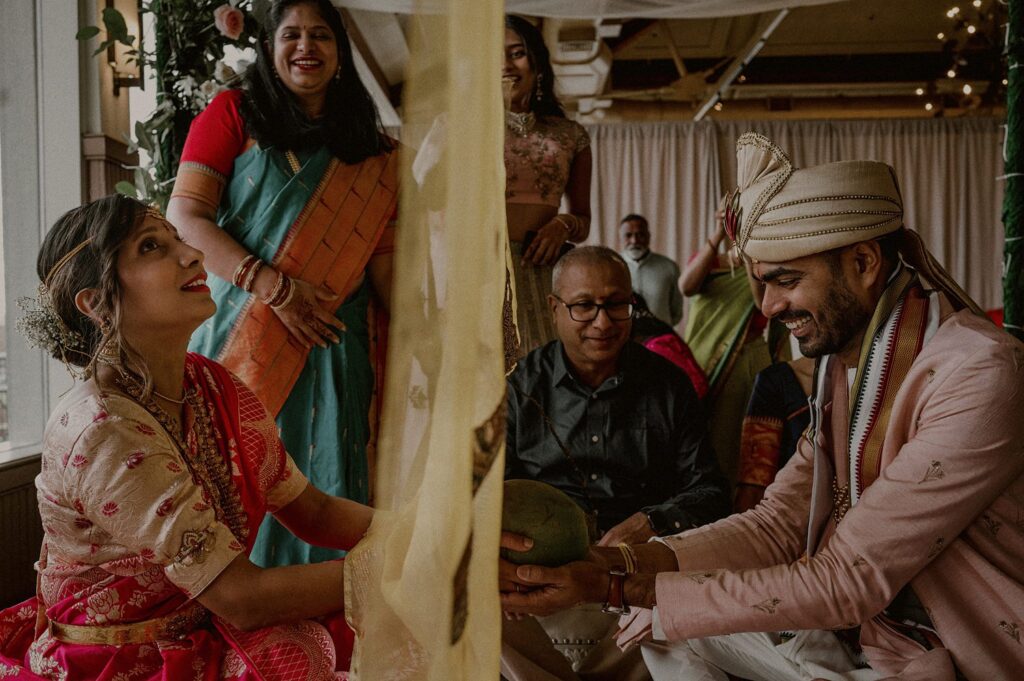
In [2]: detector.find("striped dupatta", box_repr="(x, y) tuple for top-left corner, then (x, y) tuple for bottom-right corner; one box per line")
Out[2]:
(846, 268), (938, 501)
(809, 266), (940, 528)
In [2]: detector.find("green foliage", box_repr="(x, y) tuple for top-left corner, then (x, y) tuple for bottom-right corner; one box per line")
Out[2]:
(1003, 0), (1023, 341)
(115, 181), (139, 198)
(76, 1), (258, 210)
(75, 25), (100, 41)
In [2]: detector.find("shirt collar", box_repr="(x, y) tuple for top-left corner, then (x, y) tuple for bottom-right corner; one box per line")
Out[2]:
(553, 341), (629, 394)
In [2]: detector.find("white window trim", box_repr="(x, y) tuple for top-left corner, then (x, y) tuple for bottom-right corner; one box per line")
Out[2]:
(0, 1), (83, 463)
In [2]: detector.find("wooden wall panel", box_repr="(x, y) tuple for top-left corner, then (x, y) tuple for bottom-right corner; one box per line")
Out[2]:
(81, 133), (138, 202)
(0, 456), (42, 606)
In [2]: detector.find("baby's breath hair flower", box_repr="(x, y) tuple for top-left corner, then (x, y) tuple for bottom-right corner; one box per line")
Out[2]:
(16, 285), (91, 376)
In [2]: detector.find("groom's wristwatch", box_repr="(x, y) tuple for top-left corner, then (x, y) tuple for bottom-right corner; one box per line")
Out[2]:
(601, 570), (631, 616)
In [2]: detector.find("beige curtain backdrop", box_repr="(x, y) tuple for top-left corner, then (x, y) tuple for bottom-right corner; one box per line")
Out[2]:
(584, 121), (722, 290)
(587, 117), (1005, 312)
(343, 0), (507, 678)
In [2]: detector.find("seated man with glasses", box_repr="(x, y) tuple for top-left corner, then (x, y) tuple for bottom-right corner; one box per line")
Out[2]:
(501, 246), (729, 681)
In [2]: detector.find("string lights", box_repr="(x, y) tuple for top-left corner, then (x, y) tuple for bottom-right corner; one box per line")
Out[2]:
(925, 1), (1008, 113)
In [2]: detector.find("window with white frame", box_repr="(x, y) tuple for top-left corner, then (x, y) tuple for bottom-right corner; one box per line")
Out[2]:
(0, 1), (82, 463)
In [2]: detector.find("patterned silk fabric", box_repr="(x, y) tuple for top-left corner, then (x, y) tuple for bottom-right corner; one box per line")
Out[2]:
(505, 116), (589, 207)
(0, 354), (353, 680)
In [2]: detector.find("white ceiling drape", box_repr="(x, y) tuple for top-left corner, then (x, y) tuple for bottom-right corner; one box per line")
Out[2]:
(335, 0), (847, 19)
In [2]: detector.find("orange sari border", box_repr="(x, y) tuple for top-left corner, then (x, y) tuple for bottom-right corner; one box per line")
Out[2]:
(218, 150), (399, 417)
(737, 416), (784, 487)
(172, 162), (227, 210)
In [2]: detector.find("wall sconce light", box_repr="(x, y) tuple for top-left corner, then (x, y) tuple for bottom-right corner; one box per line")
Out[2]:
(106, 0), (144, 96)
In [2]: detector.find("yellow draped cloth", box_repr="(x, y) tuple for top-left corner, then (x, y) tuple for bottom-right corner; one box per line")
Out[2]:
(343, 0), (507, 678)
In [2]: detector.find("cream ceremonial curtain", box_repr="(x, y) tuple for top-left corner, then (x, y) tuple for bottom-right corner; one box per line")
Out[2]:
(586, 117), (1006, 312)
(343, 0), (507, 677)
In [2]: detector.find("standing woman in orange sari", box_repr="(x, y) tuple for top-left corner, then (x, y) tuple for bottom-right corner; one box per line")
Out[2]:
(168, 0), (396, 568)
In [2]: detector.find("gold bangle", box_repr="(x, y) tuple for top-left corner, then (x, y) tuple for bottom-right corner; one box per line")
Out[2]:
(262, 270), (286, 306)
(270, 276), (295, 310)
(552, 216), (573, 241)
(617, 542), (638, 575)
(241, 259), (264, 294)
(232, 254), (258, 288)
(560, 213), (587, 241)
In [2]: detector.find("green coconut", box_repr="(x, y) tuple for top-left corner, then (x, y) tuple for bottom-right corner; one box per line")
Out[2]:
(501, 479), (590, 567)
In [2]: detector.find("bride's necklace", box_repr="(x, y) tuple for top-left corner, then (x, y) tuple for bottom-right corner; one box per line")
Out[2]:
(152, 388), (185, 405)
(97, 343), (184, 404)
(506, 109), (536, 137)
(115, 371), (250, 542)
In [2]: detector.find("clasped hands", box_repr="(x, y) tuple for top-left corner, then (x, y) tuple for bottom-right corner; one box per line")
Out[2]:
(272, 278), (346, 350)
(499, 511), (655, 617)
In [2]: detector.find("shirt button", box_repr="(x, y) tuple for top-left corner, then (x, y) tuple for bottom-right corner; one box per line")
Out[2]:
(674, 521), (682, 529)
(591, 435), (599, 443)
(590, 473), (599, 481)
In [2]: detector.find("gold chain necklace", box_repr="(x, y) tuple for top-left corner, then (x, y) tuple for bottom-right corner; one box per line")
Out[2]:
(118, 376), (250, 542)
(152, 388), (185, 405)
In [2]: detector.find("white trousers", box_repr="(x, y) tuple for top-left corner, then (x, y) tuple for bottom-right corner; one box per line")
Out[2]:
(641, 630), (882, 681)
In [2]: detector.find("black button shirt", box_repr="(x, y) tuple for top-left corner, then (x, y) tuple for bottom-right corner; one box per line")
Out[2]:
(506, 341), (730, 536)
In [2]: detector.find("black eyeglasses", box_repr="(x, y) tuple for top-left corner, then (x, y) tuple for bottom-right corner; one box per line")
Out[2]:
(553, 296), (634, 322)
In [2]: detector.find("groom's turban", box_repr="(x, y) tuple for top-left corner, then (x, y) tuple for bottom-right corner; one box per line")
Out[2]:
(729, 133), (982, 315)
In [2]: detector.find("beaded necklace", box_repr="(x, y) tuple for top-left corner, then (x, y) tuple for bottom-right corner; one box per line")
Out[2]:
(118, 375), (250, 542)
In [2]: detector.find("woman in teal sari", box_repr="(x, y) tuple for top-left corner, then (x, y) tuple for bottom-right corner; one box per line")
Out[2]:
(167, 0), (396, 567)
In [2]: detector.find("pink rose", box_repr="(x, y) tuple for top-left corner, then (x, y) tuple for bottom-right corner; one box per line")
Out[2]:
(214, 4), (244, 41)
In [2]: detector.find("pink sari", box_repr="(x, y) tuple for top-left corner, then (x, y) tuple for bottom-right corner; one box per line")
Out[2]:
(0, 353), (352, 680)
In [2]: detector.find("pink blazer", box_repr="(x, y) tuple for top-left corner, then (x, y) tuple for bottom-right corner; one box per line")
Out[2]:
(619, 304), (1024, 680)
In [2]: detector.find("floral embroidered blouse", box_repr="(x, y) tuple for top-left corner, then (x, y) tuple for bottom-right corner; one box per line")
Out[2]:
(36, 378), (308, 603)
(505, 115), (590, 207)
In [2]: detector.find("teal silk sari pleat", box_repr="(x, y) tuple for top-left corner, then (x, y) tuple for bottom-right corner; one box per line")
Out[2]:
(188, 145), (372, 566)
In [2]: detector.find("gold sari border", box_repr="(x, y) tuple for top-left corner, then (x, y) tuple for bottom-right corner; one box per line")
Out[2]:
(47, 601), (209, 646)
